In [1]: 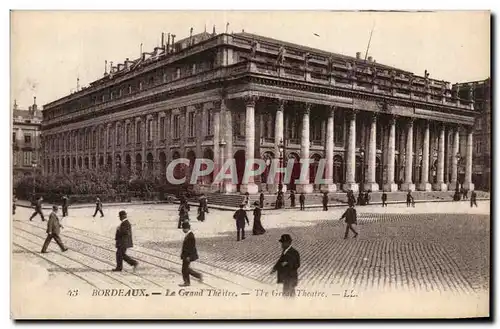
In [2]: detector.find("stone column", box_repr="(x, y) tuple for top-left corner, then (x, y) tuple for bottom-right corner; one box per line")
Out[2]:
(343, 110), (359, 192)
(297, 103), (314, 194)
(448, 127), (460, 190)
(401, 119), (416, 191)
(273, 99), (286, 193)
(221, 99), (236, 193)
(364, 113), (379, 191)
(239, 95), (259, 194)
(383, 115), (398, 191)
(212, 106), (221, 192)
(418, 121), (432, 191)
(433, 123), (447, 191)
(463, 127), (475, 191)
(321, 106), (336, 192)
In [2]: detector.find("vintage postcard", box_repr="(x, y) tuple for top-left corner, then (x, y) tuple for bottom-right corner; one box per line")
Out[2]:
(10, 10), (490, 319)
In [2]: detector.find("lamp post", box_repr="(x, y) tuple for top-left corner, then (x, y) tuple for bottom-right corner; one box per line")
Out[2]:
(31, 159), (37, 199)
(219, 139), (227, 193)
(278, 138), (284, 193)
(360, 150), (365, 191)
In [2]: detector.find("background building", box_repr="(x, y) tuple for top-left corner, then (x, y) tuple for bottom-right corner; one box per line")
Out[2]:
(453, 78), (491, 191)
(12, 97), (42, 182)
(41, 30), (477, 194)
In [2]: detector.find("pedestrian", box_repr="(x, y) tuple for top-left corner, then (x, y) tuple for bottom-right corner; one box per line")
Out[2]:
(259, 192), (265, 209)
(92, 197), (104, 218)
(289, 190), (296, 208)
(299, 192), (305, 210)
(270, 234), (300, 298)
(357, 191), (363, 206)
(29, 196), (45, 222)
(365, 191), (371, 205)
(41, 206), (68, 253)
(275, 192), (283, 209)
(199, 194), (209, 213)
(243, 192), (250, 210)
(340, 204), (358, 239)
(12, 194), (16, 215)
(406, 191), (413, 207)
(470, 190), (478, 207)
(112, 210), (138, 272)
(322, 192), (328, 211)
(178, 199), (190, 229)
(381, 192), (387, 207)
(179, 221), (203, 287)
(464, 189), (469, 200)
(197, 196), (207, 222)
(252, 201), (266, 235)
(233, 204), (249, 241)
(62, 195), (69, 217)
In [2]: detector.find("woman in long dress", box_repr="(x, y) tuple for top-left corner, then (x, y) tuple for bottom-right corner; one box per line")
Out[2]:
(252, 202), (266, 235)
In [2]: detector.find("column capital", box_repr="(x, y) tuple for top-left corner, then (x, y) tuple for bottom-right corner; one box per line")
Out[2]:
(301, 102), (312, 115)
(277, 98), (287, 111)
(406, 117), (415, 126)
(370, 112), (379, 122)
(243, 95), (259, 107)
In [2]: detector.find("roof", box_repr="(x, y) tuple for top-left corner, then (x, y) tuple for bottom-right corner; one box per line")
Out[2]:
(234, 32), (412, 74)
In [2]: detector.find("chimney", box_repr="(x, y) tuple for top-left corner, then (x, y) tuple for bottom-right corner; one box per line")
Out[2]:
(161, 32), (165, 48)
(13, 99), (17, 110)
(356, 52), (361, 59)
(104, 60), (108, 75)
(212, 25), (216, 36)
(171, 34), (176, 47)
(367, 56), (373, 62)
(33, 96), (36, 105)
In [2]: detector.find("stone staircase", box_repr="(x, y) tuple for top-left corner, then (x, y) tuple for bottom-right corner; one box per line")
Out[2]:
(196, 190), (490, 210)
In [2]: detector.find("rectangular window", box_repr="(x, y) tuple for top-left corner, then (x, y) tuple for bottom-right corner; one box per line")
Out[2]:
(160, 116), (165, 140)
(192, 64), (196, 75)
(25, 135), (31, 144)
(207, 110), (213, 136)
(12, 132), (16, 142)
(108, 127), (114, 146)
(23, 151), (32, 166)
(116, 126), (122, 146)
(147, 120), (153, 141)
(188, 112), (195, 137)
(312, 121), (322, 141)
(136, 123), (142, 143)
(173, 115), (180, 139)
(176, 68), (181, 79)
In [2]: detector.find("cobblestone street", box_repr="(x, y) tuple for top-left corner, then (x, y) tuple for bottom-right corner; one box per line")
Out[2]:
(12, 200), (490, 318)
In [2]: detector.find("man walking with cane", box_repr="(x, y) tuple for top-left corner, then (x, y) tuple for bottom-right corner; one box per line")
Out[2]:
(112, 210), (138, 272)
(179, 221), (203, 287)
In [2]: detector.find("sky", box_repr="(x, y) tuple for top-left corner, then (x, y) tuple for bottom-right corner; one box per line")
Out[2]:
(10, 10), (490, 110)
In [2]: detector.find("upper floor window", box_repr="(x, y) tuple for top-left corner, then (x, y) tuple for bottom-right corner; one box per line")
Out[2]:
(149, 77), (154, 87)
(147, 119), (153, 141)
(192, 64), (196, 75)
(163, 73), (167, 83)
(128, 85), (132, 94)
(188, 111), (196, 137)
(160, 116), (165, 140)
(139, 81), (143, 91)
(173, 114), (180, 139)
(334, 112), (344, 145)
(12, 132), (16, 143)
(176, 68), (181, 79)
(136, 122), (142, 143)
(116, 125), (122, 146)
(207, 110), (214, 136)
(287, 115), (298, 140)
(311, 121), (322, 141)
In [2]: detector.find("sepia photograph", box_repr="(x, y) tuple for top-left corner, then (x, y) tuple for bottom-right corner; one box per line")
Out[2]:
(10, 10), (490, 319)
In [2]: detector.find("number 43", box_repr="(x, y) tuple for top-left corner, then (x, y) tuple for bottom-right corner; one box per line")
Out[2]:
(67, 289), (79, 297)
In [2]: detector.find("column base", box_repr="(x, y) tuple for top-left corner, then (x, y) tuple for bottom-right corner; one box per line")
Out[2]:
(432, 182), (448, 192)
(463, 182), (475, 191)
(417, 182), (432, 191)
(296, 184), (314, 194)
(383, 183), (398, 192)
(221, 183), (237, 194)
(401, 183), (416, 191)
(363, 182), (379, 192)
(239, 183), (259, 195)
(320, 184), (337, 193)
(448, 181), (459, 191)
(342, 182), (359, 193)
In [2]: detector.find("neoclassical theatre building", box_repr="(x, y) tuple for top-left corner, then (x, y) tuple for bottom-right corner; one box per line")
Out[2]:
(41, 30), (477, 194)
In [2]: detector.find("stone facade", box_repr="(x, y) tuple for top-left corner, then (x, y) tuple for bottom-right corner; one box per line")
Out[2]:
(12, 98), (42, 181)
(41, 31), (477, 194)
(453, 78), (490, 191)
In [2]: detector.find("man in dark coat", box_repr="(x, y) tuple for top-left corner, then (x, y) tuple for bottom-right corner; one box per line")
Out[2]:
(29, 196), (45, 221)
(259, 192), (265, 209)
(93, 197), (104, 218)
(62, 195), (69, 217)
(340, 204), (358, 239)
(113, 210), (138, 272)
(233, 204), (249, 241)
(381, 192), (388, 207)
(470, 190), (478, 207)
(270, 234), (300, 297)
(322, 192), (329, 211)
(289, 191), (296, 208)
(406, 191), (413, 207)
(178, 200), (190, 229)
(41, 206), (68, 253)
(179, 221), (203, 286)
(299, 192), (305, 210)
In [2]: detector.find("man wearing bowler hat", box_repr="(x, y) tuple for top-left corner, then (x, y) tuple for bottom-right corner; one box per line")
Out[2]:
(179, 221), (203, 286)
(113, 210), (138, 272)
(41, 206), (68, 253)
(270, 234), (301, 297)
